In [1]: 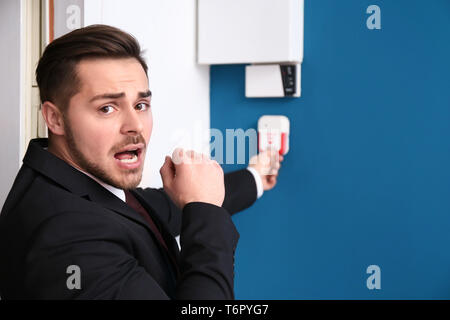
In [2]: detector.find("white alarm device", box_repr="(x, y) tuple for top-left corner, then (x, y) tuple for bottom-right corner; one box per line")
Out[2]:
(257, 115), (290, 155)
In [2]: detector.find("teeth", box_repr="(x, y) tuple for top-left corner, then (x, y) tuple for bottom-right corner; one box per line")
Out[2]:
(118, 154), (138, 163)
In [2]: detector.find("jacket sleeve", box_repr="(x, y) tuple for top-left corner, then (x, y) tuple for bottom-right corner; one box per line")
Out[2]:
(140, 168), (258, 238)
(222, 169), (258, 214)
(177, 202), (239, 299)
(24, 206), (239, 300)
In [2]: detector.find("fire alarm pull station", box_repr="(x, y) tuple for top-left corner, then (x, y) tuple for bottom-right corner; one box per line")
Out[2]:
(258, 115), (290, 155)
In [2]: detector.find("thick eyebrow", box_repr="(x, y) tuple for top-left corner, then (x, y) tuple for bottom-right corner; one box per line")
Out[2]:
(89, 90), (152, 103)
(139, 90), (152, 98)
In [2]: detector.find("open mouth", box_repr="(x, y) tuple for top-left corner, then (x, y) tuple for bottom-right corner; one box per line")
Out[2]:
(113, 144), (144, 166)
(114, 149), (139, 163)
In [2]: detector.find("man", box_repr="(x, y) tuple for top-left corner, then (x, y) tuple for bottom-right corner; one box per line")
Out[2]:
(0, 25), (282, 299)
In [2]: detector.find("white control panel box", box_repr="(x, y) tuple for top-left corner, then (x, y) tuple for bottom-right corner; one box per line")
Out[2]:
(246, 64), (301, 98)
(198, 0), (304, 65)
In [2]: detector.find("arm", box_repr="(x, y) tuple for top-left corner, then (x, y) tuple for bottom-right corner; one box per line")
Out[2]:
(222, 169), (257, 215)
(137, 168), (258, 238)
(25, 208), (238, 300)
(139, 149), (283, 236)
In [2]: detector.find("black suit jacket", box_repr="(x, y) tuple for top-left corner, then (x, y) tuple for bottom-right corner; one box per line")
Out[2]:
(0, 138), (257, 299)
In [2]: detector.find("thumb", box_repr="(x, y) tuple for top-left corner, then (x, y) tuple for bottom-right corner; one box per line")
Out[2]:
(160, 156), (175, 186)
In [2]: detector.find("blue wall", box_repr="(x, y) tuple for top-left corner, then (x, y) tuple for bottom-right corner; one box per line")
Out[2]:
(210, 0), (450, 299)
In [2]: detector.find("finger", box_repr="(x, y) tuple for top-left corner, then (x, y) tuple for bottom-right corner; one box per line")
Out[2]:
(172, 148), (184, 165)
(269, 153), (280, 168)
(202, 152), (211, 163)
(268, 147), (279, 156)
(185, 150), (196, 164)
(187, 150), (204, 164)
(269, 168), (279, 176)
(272, 161), (281, 170)
(186, 150), (195, 159)
(268, 175), (277, 184)
(160, 156), (175, 185)
(260, 150), (271, 166)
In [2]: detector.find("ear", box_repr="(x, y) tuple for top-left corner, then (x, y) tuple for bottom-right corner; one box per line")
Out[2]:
(41, 101), (65, 136)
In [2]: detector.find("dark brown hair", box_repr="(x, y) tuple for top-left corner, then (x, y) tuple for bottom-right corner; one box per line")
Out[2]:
(36, 24), (148, 111)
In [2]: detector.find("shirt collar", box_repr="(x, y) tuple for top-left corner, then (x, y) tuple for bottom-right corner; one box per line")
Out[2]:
(74, 167), (126, 202)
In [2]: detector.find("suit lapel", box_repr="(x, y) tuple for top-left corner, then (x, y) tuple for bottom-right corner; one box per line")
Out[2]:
(23, 138), (180, 284)
(22, 138), (165, 242)
(86, 185), (155, 234)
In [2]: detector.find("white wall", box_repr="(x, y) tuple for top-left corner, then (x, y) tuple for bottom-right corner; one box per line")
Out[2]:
(85, 0), (211, 188)
(0, 0), (208, 208)
(0, 0), (23, 206)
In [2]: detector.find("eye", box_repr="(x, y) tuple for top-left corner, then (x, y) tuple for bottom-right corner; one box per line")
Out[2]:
(135, 102), (150, 111)
(99, 105), (115, 114)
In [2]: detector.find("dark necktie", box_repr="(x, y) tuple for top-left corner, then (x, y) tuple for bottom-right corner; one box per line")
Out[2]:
(124, 190), (180, 277)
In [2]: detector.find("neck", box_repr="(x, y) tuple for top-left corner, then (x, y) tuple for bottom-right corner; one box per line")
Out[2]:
(47, 136), (84, 173)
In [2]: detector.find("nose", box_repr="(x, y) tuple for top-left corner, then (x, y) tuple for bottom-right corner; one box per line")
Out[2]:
(121, 104), (144, 136)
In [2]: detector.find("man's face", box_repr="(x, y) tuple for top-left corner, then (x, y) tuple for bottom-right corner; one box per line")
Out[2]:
(63, 58), (152, 189)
